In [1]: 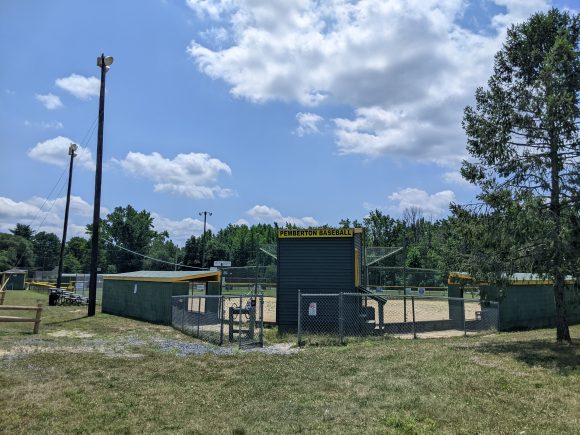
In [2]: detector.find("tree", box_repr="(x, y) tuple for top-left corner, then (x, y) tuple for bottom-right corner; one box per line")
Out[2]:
(461, 9), (579, 342)
(10, 223), (34, 240)
(103, 205), (158, 273)
(143, 232), (180, 271)
(32, 231), (61, 271)
(65, 237), (91, 272)
(0, 233), (34, 270)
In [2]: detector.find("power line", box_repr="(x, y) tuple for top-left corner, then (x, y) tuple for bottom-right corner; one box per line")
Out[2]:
(104, 238), (208, 270)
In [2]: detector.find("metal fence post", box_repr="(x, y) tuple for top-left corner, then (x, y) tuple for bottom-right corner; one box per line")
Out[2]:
(259, 293), (264, 347)
(404, 296), (407, 323)
(412, 296), (416, 339)
(339, 292), (344, 345)
(297, 290), (302, 346)
(181, 298), (185, 333)
(463, 299), (467, 336)
(219, 295), (224, 346)
(238, 295), (242, 349)
(197, 297), (201, 338)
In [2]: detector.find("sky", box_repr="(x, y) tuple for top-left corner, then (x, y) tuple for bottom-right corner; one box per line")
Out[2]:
(0, 0), (577, 246)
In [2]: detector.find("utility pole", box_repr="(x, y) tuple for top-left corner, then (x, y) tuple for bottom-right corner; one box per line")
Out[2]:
(56, 143), (78, 290)
(199, 211), (212, 268)
(88, 54), (113, 317)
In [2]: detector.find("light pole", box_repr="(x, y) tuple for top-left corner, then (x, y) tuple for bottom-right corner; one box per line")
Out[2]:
(56, 143), (78, 290)
(88, 54), (113, 317)
(199, 211), (212, 268)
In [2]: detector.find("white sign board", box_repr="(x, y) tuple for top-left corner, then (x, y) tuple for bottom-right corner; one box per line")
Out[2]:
(214, 260), (232, 267)
(405, 287), (412, 295)
(418, 287), (426, 296)
(308, 302), (317, 316)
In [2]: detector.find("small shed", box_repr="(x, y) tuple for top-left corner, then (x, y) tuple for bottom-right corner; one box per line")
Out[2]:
(102, 270), (221, 325)
(1, 268), (27, 290)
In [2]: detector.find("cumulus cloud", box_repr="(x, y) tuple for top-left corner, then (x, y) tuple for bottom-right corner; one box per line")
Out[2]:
(247, 205), (318, 227)
(55, 74), (100, 100)
(186, 0), (549, 163)
(28, 136), (94, 170)
(294, 112), (323, 137)
(35, 93), (63, 109)
(114, 151), (233, 200)
(24, 120), (64, 129)
(442, 170), (475, 188)
(0, 195), (108, 238)
(151, 213), (210, 245)
(388, 188), (455, 215)
(234, 218), (250, 226)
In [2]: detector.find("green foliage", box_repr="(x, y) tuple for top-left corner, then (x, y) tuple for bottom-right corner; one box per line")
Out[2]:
(9, 223), (34, 240)
(0, 233), (34, 270)
(65, 236), (90, 272)
(102, 205), (158, 273)
(32, 231), (61, 271)
(62, 253), (82, 273)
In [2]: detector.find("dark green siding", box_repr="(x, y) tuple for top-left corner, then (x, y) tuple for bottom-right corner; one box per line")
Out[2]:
(277, 237), (355, 331)
(102, 280), (189, 325)
(481, 284), (580, 330)
(4, 273), (26, 290)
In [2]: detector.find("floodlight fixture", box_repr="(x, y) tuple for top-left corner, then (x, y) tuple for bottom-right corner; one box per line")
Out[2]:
(69, 143), (78, 156)
(96, 55), (114, 67)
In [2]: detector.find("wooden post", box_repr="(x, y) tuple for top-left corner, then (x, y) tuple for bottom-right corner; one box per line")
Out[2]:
(33, 303), (43, 334)
(0, 290), (5, 306)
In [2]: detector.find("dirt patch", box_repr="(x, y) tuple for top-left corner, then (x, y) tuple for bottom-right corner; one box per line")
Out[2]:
(47, 329), (94, 338)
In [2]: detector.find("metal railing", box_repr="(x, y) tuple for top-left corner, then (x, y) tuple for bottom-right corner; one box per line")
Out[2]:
(297, 291), (499, 345)
(171, 294), (264, 348)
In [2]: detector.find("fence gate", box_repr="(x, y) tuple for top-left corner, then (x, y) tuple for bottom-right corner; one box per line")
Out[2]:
(172, 294), (264, 348)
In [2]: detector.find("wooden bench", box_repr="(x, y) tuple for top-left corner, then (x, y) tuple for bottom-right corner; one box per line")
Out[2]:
(0, 303), (43, 333)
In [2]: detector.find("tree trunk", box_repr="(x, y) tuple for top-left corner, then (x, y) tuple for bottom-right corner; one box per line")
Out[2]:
(550, 140), (571, 343)
(553, 272), (571, 342)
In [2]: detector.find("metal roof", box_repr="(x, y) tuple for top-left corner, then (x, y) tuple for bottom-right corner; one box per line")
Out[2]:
(2, 268), (27, 274)
(103, 270), (221, 282)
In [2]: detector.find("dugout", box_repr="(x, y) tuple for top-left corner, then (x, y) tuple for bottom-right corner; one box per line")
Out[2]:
(1, 268), (27, 290)
(449, 272), (580, 331)
(276, 228), (367, 332)
(102, 270), (221, 325)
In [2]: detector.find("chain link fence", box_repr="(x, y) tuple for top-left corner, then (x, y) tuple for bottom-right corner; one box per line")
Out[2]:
(298, 291), (498, 345)
(171, 294), (264, 348)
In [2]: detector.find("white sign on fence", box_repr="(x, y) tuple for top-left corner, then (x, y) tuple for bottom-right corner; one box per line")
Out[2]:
(405, 287), (412, 295)
(213, 260), (232, 267)
(308, 302), (317, 316)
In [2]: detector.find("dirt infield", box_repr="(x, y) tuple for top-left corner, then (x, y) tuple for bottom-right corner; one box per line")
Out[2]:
(191, 296), (481, 327)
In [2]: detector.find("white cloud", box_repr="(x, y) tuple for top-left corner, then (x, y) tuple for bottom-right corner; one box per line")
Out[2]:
(55, 74), (100, 100)
(247, 205), (318, 227)
(35, 93), (63, 110)
(388, 188), (455, 215)
(186, 0), (549, 163)
(234, 218), (249, 226)
(295, 112), (323, 137)
(0, 195), (107, 239)
(442, 170), (475, 188)
(114, 151), (233, 200)
(24, 120), (64, 129)
(28, 136), (94, 170)
(151, 213), (210, 245)
(28, 136), (94, 169)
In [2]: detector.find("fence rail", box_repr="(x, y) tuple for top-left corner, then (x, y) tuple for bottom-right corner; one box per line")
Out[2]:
(0, 303), (43, 334)
(171, 294), (264, 348)
(298, 291), (498, 345)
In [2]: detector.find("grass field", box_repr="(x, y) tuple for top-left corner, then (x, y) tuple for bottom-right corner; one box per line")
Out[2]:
(1, 291), (579, 434)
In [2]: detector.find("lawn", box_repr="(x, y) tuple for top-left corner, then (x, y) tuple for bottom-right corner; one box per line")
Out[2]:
(1, 290), (579, 434)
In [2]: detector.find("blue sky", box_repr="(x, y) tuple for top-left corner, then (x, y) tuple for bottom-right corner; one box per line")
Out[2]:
(0, 0), (576, 245)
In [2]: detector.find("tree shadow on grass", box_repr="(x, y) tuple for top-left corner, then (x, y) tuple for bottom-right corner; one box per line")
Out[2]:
(45, 315), (89, 326)
(474, 339), (579, 374)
